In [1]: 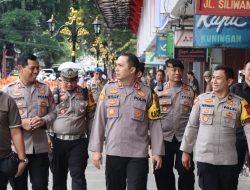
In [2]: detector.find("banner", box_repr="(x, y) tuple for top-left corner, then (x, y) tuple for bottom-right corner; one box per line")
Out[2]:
(145, 52), (165, 66)
(166, 31), (174, 58)
(155, 36), (166, 57)
(194, 15), (250, 48)
(196, 0), (250, 16)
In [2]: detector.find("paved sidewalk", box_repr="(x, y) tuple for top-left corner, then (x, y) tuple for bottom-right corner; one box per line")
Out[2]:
(7, 153), (250, 189)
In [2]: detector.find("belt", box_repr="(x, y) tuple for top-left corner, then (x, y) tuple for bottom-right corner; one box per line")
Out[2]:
(54, 133), (87, 140)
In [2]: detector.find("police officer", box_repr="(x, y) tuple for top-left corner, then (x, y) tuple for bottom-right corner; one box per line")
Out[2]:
(0, 91), (26, 189)
(87, 67), (104, 102)
(88, 53), (164, 190)
(3, 54), (55, 190)
(154, 59), (195, 190)
(181, 65), (250, 190)
(45, 67), (95, 190)
(230, 61), (250, 188)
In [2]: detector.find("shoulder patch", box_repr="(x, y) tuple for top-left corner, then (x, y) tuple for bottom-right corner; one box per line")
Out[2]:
(240, 99), (250, 126)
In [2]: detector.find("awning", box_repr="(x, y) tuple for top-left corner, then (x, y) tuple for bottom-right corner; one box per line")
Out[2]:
(94, 0), (143, 33)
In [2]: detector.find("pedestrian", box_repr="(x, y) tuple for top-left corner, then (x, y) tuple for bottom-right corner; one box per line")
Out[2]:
(151, 69), (165, 90)
(88, 53), (164, 190)
(154, 59), (195, 190)
(181, 65), (250, 190)
(187, 71), (199, 96)
(203, 70), (212, 92)
(3, 54), (55, 190)
(45, 67), (96, 190)
(87, 67), (104, 103)
(0, 91), (27, 190)
(230, 61), (250, 188)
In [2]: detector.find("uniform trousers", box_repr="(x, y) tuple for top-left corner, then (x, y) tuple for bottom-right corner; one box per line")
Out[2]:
(154, 136), (195, 190)
(234, 138), (248, 189)
(51, 137), (88, 190)
(105, 155), (148, 190)
(197, 162), (237, 190)
(11, 153), (49, 190)
(0, 171), (9, 190)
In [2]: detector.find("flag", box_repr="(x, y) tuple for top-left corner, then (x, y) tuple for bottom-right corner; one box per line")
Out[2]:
(2, 48), (7, 79)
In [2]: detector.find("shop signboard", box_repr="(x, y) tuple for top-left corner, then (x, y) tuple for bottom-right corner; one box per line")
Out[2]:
(145, 52), (165, 66)
(174, 30), (193, 47)
(155, 36), (167, 57)
(196, 0), (250, 17)
(194, 15), (250, 48)
(174, 48), (207, 63)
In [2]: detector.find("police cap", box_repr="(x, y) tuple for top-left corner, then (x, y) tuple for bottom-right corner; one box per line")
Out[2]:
(61, 68), (78, 81)
(165, 59), (184, 69)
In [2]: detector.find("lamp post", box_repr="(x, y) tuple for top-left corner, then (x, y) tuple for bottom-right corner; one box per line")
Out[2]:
(92, 16), (101, 67)
(47, 7), (88, 63)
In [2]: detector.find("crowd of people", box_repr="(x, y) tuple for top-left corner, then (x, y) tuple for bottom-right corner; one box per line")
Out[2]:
(0, 52), (250, 190)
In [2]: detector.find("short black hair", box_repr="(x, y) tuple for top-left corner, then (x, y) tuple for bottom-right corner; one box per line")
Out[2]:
(17, 54), (37, 67)
(119, 53), (141, 73)
(187, 71), (194, 76)
(214, 65), (234, 79)
(156, 69), (165, 76)
(138, 62), (145, 74)
(165, 59), (184, 69)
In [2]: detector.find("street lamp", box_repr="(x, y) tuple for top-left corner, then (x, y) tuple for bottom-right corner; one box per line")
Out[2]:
(92, 16), (102, 67)
(47, 7), (89, 63)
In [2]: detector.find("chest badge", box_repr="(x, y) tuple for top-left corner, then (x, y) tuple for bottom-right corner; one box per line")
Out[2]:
(39, 88), (46, 94)
(137, 91), (146, 97)
(205, 98), (213, 103)
(108, 99), (117, 105)
(12, 92), (22, 96)
(109, 108), (115, 116)
(227, 101), (236, 106)
(203, 115), (209, 122)
(110, 89), (118, 94)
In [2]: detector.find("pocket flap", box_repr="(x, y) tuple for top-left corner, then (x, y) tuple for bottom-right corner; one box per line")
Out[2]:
(133, 101), (146, 110)
(159, 98), (171, 105)
(180, 99), (192, 107)
(107, 99), (120, 107)
(223, 111), (236, 120)
(201, 109), (214, 115)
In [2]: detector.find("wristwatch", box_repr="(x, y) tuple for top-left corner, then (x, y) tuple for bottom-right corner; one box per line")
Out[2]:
(19, 158), (29, 164)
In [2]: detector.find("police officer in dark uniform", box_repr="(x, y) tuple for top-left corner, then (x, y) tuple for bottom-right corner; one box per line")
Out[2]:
(44, 67), (95, 190)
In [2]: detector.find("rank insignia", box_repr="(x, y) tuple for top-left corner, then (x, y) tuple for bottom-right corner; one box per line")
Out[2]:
(117, 81), (123, 87)
(228, 95), (233, 100)
(39, 88), (46, 94)
(137, 91), (146, 97)
(133, 82), (139, 89)
(110, 89), (118, 94)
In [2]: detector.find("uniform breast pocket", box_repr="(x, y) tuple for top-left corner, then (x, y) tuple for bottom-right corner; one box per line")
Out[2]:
(76, 101), (87, 115)
(180, 99), (192, 113)
(132, 102), (146, 121)
(222, 111), (237, 128)
(38, 99), (49, 117)
(200, 109), (214, 125)
(16, 101), (28, 119)
(159, 98), (171, 114)
(57, 101), (69, 115)
(106, 99), (119, 118)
